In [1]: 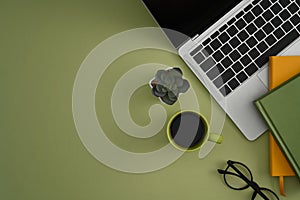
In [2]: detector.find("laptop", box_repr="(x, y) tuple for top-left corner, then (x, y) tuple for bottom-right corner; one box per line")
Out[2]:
(142, 0), (300, 140)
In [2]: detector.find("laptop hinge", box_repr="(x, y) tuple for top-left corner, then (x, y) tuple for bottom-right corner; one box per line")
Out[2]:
(191, 34), (199, 41)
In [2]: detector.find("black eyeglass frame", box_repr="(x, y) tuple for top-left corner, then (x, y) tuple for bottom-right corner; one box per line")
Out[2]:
(217, 160), (279, 200)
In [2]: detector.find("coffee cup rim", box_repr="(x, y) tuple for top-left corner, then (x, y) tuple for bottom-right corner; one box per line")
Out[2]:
(167, 110), (209, 152)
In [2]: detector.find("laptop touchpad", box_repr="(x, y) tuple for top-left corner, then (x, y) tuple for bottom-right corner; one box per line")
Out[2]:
(257, 67), (268, 88)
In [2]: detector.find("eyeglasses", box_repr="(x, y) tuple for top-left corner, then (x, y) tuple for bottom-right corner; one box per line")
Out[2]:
(217, 160), (280, 200)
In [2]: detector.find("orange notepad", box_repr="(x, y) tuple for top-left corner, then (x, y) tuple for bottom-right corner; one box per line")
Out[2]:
(269, 56), (299, 195)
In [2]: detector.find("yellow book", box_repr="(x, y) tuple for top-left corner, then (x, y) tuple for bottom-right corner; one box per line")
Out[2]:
(269, 56), (299, 195)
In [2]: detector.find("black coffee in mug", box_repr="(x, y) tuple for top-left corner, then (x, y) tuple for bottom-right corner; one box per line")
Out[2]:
(169, 111), (206, 149)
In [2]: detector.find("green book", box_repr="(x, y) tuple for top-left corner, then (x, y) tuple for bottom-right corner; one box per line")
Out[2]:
(255, 73), (300, 179)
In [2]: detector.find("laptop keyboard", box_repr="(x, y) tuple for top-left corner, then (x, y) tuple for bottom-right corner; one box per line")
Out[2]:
(190, 0), (300, 96)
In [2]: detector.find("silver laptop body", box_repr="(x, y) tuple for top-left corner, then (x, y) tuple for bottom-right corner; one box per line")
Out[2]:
(143, 0), (300, 140)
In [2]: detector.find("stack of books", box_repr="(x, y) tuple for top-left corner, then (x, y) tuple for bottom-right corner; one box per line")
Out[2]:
(255, 56), (300, 195)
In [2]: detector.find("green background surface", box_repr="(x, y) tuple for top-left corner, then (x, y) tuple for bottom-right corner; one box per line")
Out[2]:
(1, 0), (300, 199)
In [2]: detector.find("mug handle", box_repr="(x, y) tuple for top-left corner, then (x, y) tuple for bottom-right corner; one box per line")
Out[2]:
(208, 133), (223, 144)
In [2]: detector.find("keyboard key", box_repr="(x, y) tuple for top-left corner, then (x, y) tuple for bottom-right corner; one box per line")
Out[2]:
(257, 41), (268, 52)
(212, 50), (224, 62)
(227, 18), (236, 25)
(244, 4), (253, 12)
(296, 23), (300, 32)
(246, 36), (257, 48)
(271, 16), (283, 27)
(204, 46), (213, 55)
(262, 10), (274, 21)
(270, 3), (282, 14)
(219, 85), (231, 96)
(193, 52), (205, 63)
(291, 14), (300, 26)
(236, 11), (244, 19)
(255, 29), (300, 68)
(246, 23), (257, 35)
(288, 3), (299, 14)
(190, 45), (203, 56)
(219, 32), (230, 43)
(244, 12), (255, 23)
(213, 77), (223, 89)
(240, 54), (252, 66)
(253, 0), (260, 5)
(262, 23), (274, 34)
(245, 63), (258, 76)
(282, 21), (293, 32)
(207, 64), (224, 80)
(200, 57), (216, 72)
(265, 34), (277, 46)
(221, 43), (233, 54)
(214, 68), (234, 88)
(248, 48), (260, 59)
(273, 28), (285, 39)
(202, 38), (211, 46)
(227, 25), (238, 37)
(237, 71), (248, 83)
(219, 24), (228, 32)
(211, 31), (220, 39)
(254, 16), (266, 28)
(238, 43), (250, 54)
(216, 63), (225, 73)
(229, 37), (241, 48)
(202, 49), (209, 57)
(229, 50), (241, 62)
(210, 39), (222, 50)
(228, 78), (240, 90)
(279, 9), (291, 21)
(252, 5), (263, 16)
(232, 61), (243, 73)
(254, 30), (266, 41)
(213, 77), (223, 88)
(260, 0), (271, 9)
(221, 57), (233, 68)
(235, 19), (247, 29)
(237, 30), (249, 42)
(279, 0), (290, 7)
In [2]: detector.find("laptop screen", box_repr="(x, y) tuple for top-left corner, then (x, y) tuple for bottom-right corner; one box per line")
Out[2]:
(142, 0), (242, 48)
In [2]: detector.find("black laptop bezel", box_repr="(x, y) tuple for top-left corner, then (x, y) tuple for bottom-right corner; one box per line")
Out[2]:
(142, 0), (243, 49)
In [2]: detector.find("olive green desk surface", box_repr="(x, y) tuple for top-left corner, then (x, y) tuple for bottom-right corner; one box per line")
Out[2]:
(1, 1), (299, 199)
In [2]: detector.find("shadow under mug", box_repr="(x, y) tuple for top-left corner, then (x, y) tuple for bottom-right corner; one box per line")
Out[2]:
(167, 110), (223, 151)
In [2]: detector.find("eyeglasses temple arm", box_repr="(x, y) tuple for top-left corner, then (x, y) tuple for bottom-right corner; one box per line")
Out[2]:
(217, 169), (240, 177)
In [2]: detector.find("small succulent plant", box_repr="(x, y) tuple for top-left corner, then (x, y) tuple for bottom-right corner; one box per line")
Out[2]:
(150, 67), (190, 105)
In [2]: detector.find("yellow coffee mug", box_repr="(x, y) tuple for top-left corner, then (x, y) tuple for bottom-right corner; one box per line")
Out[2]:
(167, 110), (223, 151)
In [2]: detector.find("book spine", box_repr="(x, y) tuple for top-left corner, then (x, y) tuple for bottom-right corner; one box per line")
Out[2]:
(255, 100), (300, 179)
(269, 57), (275, 89)
(268, 57), (274, 176)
